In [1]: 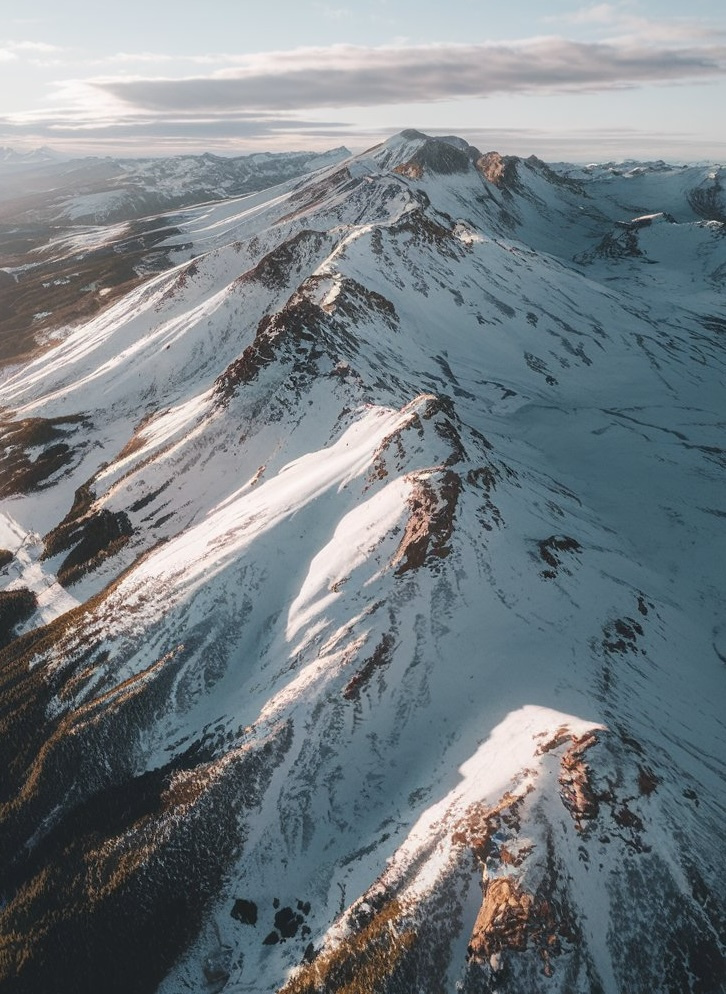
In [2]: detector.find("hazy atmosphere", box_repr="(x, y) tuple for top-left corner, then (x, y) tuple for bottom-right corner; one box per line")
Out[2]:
(2, 0), (726, 160)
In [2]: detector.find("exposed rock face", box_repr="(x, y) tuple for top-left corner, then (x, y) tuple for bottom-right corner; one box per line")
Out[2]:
(579, 227), (644, 261)
(469, 877), (560, 965)
(393, 161), (424, 180)
(451, 791), (525, 865)
(391, 470), (461, 575)
(476, 151), (520, 187)
(557, 731), (600, 827)
(240, 230), (333, 292)
(407, 139), (474, 176)
(214, 293), (324, 400)
(537, 534), (582, 578)
(342, 632), (395, 700)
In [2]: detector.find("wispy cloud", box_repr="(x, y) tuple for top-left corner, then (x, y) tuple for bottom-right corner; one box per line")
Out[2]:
(549, 4), (725, 44)
(0, 69), (349, 149)
(0, 38), (62, 65)
(312, 2), (352, 20)
(10, 40), (60, 53)
(92, 39), (726, 114)
(0, 39), (61, 55)
(563, 3), (632, 26)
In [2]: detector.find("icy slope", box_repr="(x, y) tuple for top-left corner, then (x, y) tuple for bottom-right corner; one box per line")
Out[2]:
(0, 132), (724, 994)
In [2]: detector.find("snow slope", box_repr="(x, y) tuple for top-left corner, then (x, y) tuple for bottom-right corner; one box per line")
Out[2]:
(0, 132), (724, 994)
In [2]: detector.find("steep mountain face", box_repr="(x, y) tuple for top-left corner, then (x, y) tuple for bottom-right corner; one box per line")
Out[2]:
(0, 132), (724, 994)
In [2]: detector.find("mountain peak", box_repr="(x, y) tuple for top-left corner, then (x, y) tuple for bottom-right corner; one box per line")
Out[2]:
(370, 129), (482, 176)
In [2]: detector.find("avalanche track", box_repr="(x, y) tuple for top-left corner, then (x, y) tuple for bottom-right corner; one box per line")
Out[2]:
(0, 130), (724, 994)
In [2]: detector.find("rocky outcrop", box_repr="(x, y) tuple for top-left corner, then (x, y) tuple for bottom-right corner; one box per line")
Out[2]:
(0, 415), (89, 497)
(452, 791), (525, 865)
(342, 632), (396, 700)
(476, 151), (520, 188)
(557, 731), (600, 828)
(239, 230), (332, 291)
(393, 161), (424, 180)
(537, 534), (582, 578)
(392, 470), (461, 575)
(406, 139), (473, 176)
(468, 876), (567, 975)
(214, 293), (324, 401)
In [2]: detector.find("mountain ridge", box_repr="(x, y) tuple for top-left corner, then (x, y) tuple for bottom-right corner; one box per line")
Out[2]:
(0, 130), (724, 994)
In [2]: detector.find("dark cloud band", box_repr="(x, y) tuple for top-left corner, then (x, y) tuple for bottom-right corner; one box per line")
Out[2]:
(96, 40), (726, 112)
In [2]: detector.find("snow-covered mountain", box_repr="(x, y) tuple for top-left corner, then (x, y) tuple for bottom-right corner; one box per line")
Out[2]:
(0, 146), (351, 221)
(0, 145), (351, 367)
(0, 145), (68, 166)
(0, 131), (724, 994)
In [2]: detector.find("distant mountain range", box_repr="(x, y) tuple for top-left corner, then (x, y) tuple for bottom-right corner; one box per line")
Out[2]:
(1, 131), (724, 994)
(0, 145), (350, 365)
(0, 146), (351, 220)
(0, 145), (68, 165)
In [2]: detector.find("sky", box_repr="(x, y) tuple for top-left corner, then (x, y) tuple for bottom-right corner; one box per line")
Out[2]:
(1, 0), (725, 162)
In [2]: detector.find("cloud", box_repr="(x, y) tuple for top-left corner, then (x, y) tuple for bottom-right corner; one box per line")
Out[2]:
(444, 124), (726, 160)
(0, 39), (61, 54)
(10, 40), (60, 53)
(312, 2), (352, 19)
(565, 3), (627, 25)
(0, 108), (352, 157)
(549, 5), (725, 44)
(93, 39), (726, 114)
(3, 35), (726, 159)
(6, 114), (339, 139)
(0, 39), (61, 64)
